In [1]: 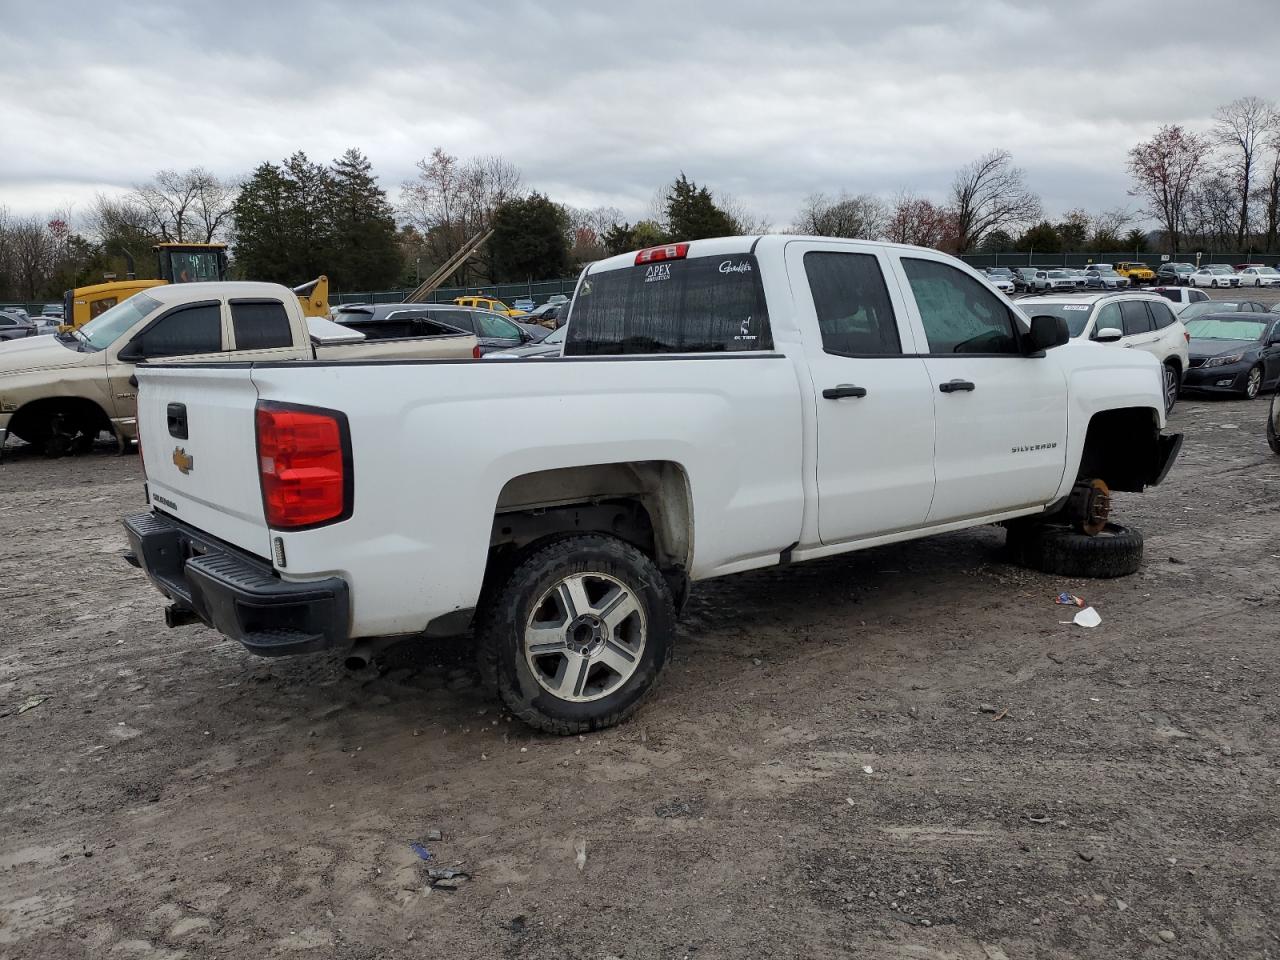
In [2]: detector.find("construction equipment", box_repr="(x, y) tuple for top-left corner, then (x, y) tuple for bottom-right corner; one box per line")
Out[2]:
(402, 230), (493, 303)
(61, 242), (330, 329)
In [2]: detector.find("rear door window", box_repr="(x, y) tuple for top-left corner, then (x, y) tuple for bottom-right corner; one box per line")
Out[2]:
(1147, 300), (1177, 329)
(803, 251), (901, 356)
(1120, 300), (1153, 335)
(230, 300), (293, 350)
(565, 254), (771, 355)
(477, 312), (520, 339)
(430, 309), (475, 333)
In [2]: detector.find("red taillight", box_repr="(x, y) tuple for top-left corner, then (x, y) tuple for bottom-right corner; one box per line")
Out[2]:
(472, 343), (482, 359)
(255, 403), (351, 529)
(635, 243), (689, 265)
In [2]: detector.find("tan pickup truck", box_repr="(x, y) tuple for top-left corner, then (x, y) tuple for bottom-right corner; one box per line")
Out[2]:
(0, 281), (478, 456)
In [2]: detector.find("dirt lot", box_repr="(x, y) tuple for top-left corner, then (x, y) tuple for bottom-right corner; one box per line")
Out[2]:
(3, 369), (1280, 958)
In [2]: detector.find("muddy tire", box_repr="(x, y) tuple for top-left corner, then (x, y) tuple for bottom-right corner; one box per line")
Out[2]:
(476, 534), (676, 735)
(1007, 521), (1144, 579)
(1267, 400), (1280, 455)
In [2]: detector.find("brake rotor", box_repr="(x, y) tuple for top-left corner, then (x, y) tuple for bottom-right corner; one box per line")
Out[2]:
(1080, 478), (1111, 537)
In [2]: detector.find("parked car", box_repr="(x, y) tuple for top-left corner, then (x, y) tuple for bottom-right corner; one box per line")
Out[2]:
(0, 283), (479, 456)
(511, 298), (536, 313)
(1063, 269), (1089, 288)
(1020, 293), (1189, 411)
(1181, 312), (1280, 399)
(1268, 392), (1280, 454)
(123, 235), (1180, 733)
(1155, 262), (1196, 286)
(1189, 264), (1240, 288)
(1010, 267), (1038, 292)
(1115, 262), (1156, 286)
(487, 324), (567, 359)
(1178, 300), (1269, 321)
(1033, 270), (1077, 292)
(454, 295), (529, 318)
(30, 317), (60, 336)
(1151, 286), (1210, 308)
(0, 311), (37, 340)
(1085, 267), (1129, 290)
(1234, 263), (1265, 272)
(40, 304), (63, 318)
(1237, 265), (1280, 287)
(423, 304), (546, 354)
(545, 293), (570, 306)
(526, 301), (571, 327)
(984, 272), (1015, 294)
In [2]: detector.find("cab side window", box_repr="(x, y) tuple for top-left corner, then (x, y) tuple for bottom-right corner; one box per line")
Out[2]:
(230, 300), (293, 350)
(1120, 300), (1153, 336)
(135, 302), (223, 357)
(901, 258), (1020, 354)
(803, 251), (901, 356)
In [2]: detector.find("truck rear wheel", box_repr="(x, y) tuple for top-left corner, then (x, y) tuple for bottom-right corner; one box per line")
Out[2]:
(1006, 521), (1144, 578)
(476, 534), (676, 734)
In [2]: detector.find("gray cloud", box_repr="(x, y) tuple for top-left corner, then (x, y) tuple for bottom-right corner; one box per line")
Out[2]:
(1, 0), (1276, 228)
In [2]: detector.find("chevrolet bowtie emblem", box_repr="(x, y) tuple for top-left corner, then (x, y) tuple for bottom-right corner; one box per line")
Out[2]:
(172, 447), (194, 475)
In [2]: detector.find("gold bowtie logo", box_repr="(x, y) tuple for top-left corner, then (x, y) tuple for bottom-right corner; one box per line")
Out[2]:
(172, 447), (194, 475)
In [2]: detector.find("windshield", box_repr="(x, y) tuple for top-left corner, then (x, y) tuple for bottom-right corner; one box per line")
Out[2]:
(1047, 271), (1069, 278)
(1255, 267), (1279, 276)
(1205, 265), (1233, 274)
(77, 293), (161, 351)
(1180, 301), (1240, 320)
(1184, 317), (1267, 341)
(1096, 270), (1120, 278)
(1026, 302), (1093, 338)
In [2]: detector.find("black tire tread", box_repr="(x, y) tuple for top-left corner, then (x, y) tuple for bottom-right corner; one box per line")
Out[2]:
(1267, 403), (1280, 455)
(475, 534), (676, 735)
(1008, 522), (1144, 579)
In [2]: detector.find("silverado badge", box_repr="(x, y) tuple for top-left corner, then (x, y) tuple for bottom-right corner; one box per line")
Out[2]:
(172, 447), (194, 475)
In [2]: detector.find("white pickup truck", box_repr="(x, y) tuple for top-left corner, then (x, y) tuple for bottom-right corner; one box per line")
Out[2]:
(123, 237), (1181, 733)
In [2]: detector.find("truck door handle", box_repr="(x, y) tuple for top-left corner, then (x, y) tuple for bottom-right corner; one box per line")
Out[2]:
(167, 402), (189, 440)
(822, 384), (868, 400)
(939, 379), (976, 393)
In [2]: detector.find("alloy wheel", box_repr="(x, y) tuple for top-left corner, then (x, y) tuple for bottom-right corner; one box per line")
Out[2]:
(523, 572), (647, 703)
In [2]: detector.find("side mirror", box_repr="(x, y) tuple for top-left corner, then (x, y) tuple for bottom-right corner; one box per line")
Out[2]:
(1094, 327), (1123, 343)
(117, 341), (144, 362)
(1027, 315), (1070, 352)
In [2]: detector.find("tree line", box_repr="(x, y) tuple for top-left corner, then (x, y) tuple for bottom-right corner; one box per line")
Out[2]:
(3, 92), (1277, 303)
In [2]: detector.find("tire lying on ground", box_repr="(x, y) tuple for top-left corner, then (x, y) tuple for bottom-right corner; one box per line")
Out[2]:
(1006, 522), (1144, 579)
(476, 534), (676, 735)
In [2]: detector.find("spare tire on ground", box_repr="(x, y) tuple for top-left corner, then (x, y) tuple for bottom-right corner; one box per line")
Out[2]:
(1006, 521), (1144, 579)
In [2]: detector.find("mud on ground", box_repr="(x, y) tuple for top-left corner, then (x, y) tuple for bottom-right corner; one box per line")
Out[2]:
(1, 393), (1278, 960)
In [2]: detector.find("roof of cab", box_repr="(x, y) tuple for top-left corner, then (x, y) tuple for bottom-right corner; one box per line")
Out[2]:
(145, 280), (297, 304)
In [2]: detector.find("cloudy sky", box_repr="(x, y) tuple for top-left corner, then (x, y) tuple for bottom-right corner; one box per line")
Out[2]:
(2, 0), (1277, 230)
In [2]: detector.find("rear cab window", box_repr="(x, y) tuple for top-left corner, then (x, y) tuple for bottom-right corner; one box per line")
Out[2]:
(565, 252), (772, 355)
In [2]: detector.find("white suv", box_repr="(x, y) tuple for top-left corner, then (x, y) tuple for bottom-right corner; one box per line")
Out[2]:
(1022, 292), (1190, 412)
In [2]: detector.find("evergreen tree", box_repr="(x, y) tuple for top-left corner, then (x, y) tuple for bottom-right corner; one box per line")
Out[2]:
(665, 174), (737, 241)
(280, 151), (334, 282)
(328, 148), (400, 289)
(490, 192), (570, 281)
(230, 162), (294, 281)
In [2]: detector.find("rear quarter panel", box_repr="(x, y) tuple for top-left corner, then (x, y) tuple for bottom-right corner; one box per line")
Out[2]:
(250, 355), (805, 637)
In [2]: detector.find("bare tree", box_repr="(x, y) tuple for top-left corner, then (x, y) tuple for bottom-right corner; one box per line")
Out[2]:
(1212, 96), (1278, 247)
(1257, 128), (1280, 253)
(949, 150), (1042, 252)
(1127, 125), (1212, 255)
(884, 190), (952, 249)
(716, 191), (771, 234)
(401, 148), (524, 283)
(1183, 169), (1239, 251)
(792, 191), (887, 239)
(8, 217), (55, 299)
(131, 168), (237, 243)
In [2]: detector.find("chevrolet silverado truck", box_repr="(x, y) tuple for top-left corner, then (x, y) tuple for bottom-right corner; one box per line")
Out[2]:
(123, 236), (1182, 733)
(0, 281), (478, 457)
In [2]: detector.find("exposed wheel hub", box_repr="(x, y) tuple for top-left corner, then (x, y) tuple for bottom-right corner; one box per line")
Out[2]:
(1067, 478), (1111, 536)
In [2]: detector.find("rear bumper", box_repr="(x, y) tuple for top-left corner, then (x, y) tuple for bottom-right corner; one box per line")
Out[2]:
(123, 511), (350, 657)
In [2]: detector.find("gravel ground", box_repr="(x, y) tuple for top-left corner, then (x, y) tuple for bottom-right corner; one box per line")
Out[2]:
(2, 304), (1279, 958)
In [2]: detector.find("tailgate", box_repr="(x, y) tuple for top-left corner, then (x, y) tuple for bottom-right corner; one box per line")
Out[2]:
(135, 364), (269, 558)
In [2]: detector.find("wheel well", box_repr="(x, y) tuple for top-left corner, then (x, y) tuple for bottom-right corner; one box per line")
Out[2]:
(1164, 356), (1182, 375)
(1076, 407), (1162, 493)
(8, 397), (112, 443)
(483, 461), (693, 605)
